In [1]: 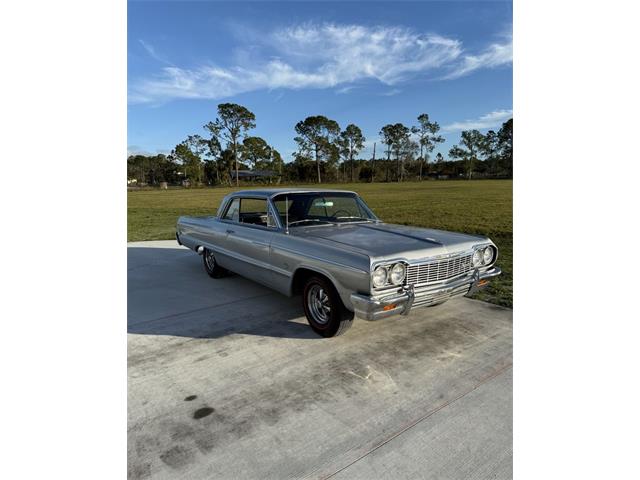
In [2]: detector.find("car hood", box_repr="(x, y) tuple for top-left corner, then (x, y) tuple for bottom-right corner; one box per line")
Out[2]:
(293, 222), (489, 262)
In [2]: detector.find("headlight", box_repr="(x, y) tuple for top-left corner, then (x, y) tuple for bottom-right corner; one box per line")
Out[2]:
(483, 246), (494, 265)
(472, 249), (483, 266)
(372, 266), (388, 287)
(389, 263), (406, 285)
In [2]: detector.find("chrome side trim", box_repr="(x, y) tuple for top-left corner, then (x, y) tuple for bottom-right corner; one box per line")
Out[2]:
(199, 241), (293, 278)
(271, 245), (369, 275)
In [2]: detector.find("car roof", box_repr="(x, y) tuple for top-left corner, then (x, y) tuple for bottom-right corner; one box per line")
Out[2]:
(228, 188), (357, 198)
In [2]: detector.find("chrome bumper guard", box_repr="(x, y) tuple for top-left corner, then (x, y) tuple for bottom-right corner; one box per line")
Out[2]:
(350, 266), (501, 321)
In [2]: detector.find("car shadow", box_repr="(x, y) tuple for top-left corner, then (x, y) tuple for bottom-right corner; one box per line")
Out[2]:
(127, 245), (319, 340)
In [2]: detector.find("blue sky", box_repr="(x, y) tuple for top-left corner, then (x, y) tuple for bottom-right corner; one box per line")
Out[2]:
(128, 1), (512, 161)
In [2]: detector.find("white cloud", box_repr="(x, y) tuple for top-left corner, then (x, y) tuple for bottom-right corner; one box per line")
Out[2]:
(443, 37), (512, 79)
(130, 23), (511, 104)
(138, 40), (172, 65)
(127, 145), (171, 156)
(268, 24), (462, 85)
(380, 89), (402, 97)
(442, 109), (513, 133)
(128, 145), (150, 156)
(336, 86), (357, 95)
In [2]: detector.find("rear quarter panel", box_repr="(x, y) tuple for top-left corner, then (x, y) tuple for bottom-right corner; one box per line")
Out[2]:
(177, 216), (225, 252)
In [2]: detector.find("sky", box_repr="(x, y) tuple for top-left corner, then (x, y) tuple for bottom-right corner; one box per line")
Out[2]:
(128, 1), (513, 162)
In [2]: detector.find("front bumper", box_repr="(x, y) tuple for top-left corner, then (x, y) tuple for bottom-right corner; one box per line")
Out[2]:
(350, 266), (501, 321)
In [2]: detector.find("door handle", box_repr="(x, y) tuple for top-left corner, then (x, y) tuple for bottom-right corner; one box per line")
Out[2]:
(226, 229), (235, 234)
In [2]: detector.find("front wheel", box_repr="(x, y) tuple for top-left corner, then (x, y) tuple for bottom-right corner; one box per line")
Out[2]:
(302, 276), (354, 337)
(202, 248), (228, 278)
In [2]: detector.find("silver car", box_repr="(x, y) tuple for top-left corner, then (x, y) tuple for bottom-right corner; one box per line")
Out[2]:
(176, 189), (501, 337)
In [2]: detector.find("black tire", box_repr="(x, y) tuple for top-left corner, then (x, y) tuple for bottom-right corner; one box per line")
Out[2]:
(302, 276), (354, 337)
(202, 248), (227, 278)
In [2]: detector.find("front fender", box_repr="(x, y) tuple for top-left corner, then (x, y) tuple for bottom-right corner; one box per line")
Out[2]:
(289, 262), (369, 312)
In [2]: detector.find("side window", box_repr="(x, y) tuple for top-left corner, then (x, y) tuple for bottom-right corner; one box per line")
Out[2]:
(239, 198), (276, 228)
(223, 198), (240, 222)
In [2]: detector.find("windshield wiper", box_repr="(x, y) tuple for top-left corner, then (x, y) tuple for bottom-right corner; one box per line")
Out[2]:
(332, 216), (376, 223)
(288, 219), (333, 227)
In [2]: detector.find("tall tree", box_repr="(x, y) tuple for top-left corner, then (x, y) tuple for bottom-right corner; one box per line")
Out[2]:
(398, 135), (419, 180)
(325, 141), (341, 182)
(211, 103), (256, 186)
(379, 125), (395, 182)
(291, 151), (315, 182)
(219, 149), (236, 185)
(498, 118), (513, 177)
(380, 123), (411, 182)
(482, 130), (500, 176)
(447, 145), (466, 177)
(172, 141), (203, 184)
(270, 149), (284, 176)
(184, 134), (206, 156)
(202, 121), (223, 183)
(449, 129), (485, 179)
(412, 113), (445, 180)
(371, 142), (376, 183)
(184, 134), (207, 183)
(240, 136), (272, 171)
(294, 115), (340, 183)
(338, 124), (365, 183)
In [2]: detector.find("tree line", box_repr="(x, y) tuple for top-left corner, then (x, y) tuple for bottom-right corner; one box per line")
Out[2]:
(127, 102), (512, 187)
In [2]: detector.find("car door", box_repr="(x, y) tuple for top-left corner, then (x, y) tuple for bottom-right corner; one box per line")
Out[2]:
(217, 196), (277, 286)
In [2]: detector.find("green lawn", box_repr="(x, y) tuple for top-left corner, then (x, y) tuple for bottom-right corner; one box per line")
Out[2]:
(128, 180), (512, 307)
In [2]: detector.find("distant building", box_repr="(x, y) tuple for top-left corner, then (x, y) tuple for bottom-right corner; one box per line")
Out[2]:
(230, 170), (281, 181)
(426, 172), (449, 180)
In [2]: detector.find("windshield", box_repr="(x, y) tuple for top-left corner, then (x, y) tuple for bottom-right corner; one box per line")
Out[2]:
(272, 192), (378, 227)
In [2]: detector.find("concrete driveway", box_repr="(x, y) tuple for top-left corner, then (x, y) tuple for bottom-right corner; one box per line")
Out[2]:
(128, 241), (513, 479)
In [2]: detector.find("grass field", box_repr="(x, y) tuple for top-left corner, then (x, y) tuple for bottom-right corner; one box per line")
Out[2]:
(128, 180), (512, 307)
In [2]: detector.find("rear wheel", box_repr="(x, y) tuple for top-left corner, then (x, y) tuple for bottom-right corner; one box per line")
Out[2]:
(202, 248), (227, 278)
(302, 276), (354, 337)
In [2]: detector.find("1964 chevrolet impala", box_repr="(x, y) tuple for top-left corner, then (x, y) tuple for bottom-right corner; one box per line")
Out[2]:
(176, 189), (500, 337)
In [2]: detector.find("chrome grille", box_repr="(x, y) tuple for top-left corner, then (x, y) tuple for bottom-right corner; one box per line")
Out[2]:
(405, 254), (473, 286)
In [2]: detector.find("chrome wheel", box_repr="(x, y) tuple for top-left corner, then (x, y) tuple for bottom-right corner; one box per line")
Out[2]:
(302, 276), (354, 337)
(205, 250), (216, 271)
(202, 248), (228, 278)
(307, 284), (331, 325)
